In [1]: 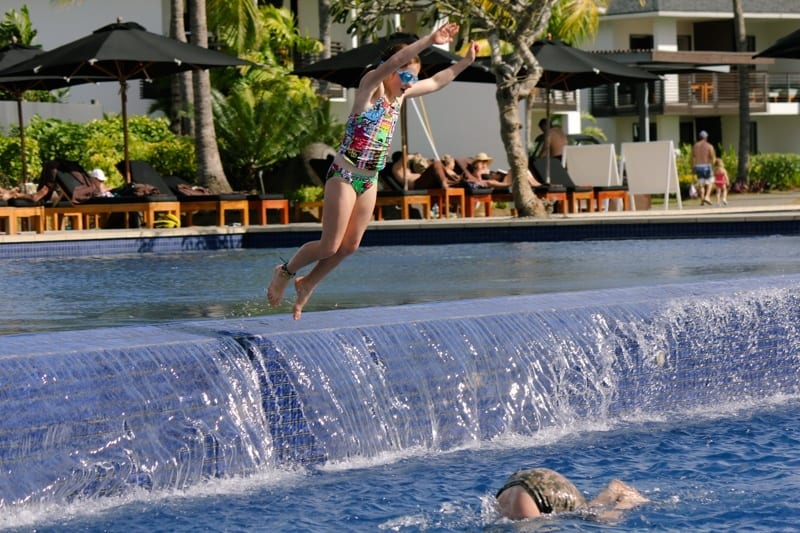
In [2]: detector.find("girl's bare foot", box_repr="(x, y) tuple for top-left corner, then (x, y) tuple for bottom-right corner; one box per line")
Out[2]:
(267, 263), (293, 307)
(292, 276), (314, 320)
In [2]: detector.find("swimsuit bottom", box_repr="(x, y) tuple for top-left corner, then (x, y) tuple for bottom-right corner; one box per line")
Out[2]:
(326, 162), (378, 195)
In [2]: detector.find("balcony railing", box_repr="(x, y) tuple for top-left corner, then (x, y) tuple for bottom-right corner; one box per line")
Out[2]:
(588, 71), (800, 116)
(529, 89), (578, 112)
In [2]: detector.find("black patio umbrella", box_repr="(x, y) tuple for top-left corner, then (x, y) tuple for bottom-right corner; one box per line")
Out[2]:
(0, 42), (104, 184)
(294, 33), (494, 188)
(753, 28), (800, 59)
(528, 39), (659, 180)
(0, 20), (253, 181)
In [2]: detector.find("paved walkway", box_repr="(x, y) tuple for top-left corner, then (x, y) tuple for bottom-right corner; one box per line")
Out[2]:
(1, 191), (799, 248)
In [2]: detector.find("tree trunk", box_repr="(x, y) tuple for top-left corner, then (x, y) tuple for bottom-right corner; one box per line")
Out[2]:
(496, 84), (547, 217)
(189, 0), (231, 192)
(169, 0), (194, 136)
(734, 0), (750, 188)
(318, 0), (332, 95)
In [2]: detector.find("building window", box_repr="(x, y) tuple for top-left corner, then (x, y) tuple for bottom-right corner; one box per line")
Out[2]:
(630, 34), (654, 50)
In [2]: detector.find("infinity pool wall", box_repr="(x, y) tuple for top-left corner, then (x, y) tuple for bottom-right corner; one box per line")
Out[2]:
(1, 275), (799, 508)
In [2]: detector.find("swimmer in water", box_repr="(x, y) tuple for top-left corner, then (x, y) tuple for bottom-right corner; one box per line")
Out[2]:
(495, 467), (649, 521)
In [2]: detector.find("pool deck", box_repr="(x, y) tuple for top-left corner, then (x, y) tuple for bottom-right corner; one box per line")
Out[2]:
(1, 191), (799, 257)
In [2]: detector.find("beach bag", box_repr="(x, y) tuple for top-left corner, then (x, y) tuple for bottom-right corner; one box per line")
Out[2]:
(689, 183), (698, 199)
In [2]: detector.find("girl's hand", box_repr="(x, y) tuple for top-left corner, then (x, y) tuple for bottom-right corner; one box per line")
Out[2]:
(432, 23), (459, 45)
(466, 41), (479, 62)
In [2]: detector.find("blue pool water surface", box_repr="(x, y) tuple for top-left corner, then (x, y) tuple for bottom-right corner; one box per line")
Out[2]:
(2, 236), (800, 531)
(2, 236), (799, 336)
(5, 397), (800, 531)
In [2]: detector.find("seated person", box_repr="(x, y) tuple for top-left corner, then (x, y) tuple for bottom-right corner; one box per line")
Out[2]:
(533, 118), (568, 160)
(390, 152), (463, 190)
(465, 152), (542, 190)
(496, 467), (648, 521)
(438, 154), (465, 186)
(1, 182), (57, 204)
(1, 185), (18, 202)
(89, 168), (114, 197)
(390, 151), (428, 189)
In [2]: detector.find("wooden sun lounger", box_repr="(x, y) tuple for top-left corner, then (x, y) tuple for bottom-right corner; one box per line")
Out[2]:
(177, 196), (250, 226)
(374, 191), (431, 220)
(47, 198), (181, 230)
(248, 194), (290, 225)
(0, 204), (45, 234)
(51, 162), (181, 229)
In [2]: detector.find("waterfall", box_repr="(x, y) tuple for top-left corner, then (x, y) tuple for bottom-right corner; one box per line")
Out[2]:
(1, 275), (799, 509)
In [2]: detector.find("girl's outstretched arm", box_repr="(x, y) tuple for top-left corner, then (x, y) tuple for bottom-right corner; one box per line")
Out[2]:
(405, 40), (479, 99)
(358, 23), (463, 94)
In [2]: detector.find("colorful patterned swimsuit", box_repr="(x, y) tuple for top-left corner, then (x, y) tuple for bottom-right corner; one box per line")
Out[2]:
(327, 96), (401, 195)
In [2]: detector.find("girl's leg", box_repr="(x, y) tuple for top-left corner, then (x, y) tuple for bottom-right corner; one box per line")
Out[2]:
(267, 179), (356, 306)
(722, 185), (728, 205)
(293, 185), (378, 320)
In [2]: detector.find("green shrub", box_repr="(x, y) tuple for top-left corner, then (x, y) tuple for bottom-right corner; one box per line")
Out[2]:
(144, 137), (197, 181)
(749, 153), (800, 191)
(7, 115), (195, 188)
(287, 184), (323, 204)
(0, 135), (40, 186)
(675, 143), (800, 192)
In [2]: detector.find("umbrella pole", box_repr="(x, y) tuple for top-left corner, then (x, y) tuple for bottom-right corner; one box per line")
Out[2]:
(121, 81), (131, 183)
(16, 98), (27, 187)
(401, 104), (409, 190)
(545, 87), (552, 184)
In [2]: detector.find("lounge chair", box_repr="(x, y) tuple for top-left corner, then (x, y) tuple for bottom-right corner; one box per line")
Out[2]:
(374, 166), (431, 220)
(450, 158), (498, 217)
(562, 144), (629, 211)
(47, 159), (180, 229)
(530, 157), (594, 213)
(0, 200), (44, 234)
(247, 193), (290, 225)
(3, 171), (55, 232)
(121, 160), (250, 227)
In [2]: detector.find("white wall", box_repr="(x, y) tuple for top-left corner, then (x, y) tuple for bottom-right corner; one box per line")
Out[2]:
(0, 101), (102, 130)
(393, 82), (514, 168)
(0, 0), (166, 118)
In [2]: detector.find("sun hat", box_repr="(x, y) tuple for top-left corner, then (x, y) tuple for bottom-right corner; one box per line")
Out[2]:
(473, 152), (493, 164)
(89, 168), (107, 181)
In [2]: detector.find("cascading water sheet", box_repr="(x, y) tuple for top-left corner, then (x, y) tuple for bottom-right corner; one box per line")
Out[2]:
(0, 275), (799, 511)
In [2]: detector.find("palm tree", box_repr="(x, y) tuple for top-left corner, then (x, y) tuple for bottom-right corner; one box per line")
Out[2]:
(169, 0), (194, 136)
(733, 0), (749, 188)
(189, 0), (231, 193)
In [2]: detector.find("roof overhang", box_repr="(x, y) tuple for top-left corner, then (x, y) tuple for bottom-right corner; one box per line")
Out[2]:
(594, 49), (774, 74)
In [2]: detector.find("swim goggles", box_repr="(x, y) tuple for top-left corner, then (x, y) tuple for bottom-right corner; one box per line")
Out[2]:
(396, 69), (419, 84)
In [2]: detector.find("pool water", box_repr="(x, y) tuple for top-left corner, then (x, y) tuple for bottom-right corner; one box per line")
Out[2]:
(5, 395), (799, 531)
(2, 235), (800, 531)
(2, 235), (799, 335)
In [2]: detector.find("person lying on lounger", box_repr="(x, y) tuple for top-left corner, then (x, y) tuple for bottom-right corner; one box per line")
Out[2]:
(1, 183), (56, 204)
(465, 152), (542, 189)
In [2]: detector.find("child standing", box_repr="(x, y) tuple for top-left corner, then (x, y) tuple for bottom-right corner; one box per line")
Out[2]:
(713, 158), (730, 206)
(267, 24), (479, 320)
